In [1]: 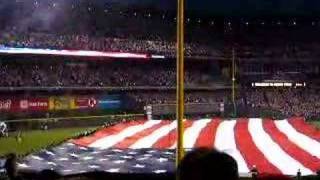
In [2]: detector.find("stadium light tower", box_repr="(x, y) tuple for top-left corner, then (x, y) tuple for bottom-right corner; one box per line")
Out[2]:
(176, 0), (185, 168)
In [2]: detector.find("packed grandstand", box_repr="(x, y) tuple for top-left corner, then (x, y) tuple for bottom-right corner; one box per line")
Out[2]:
(1, 0), (320, 180)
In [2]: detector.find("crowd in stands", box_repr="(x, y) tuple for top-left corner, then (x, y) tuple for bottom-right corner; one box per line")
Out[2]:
(129, 91), (225, 105)
(1, 0), (320, 61)
(1, 60), (320, 118)
(0, 61), (221, 87)
(129, 88), (320, 119)
(245, 88), (320, 119)
(2, 29), (320, 59)
(0, 31), (217, 57)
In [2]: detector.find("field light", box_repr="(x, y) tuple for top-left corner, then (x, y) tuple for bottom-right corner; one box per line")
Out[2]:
(0, 47), (165, 59)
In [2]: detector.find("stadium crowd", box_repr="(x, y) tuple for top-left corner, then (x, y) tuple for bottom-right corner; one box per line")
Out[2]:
(110, 86), (318, 120)
(129, 88), (320, 119)
(0, 60), (319, 119)
(0, 31), (217, 57)
(1, 29), (320, 59)
(129, 91), (225, 105)
(245, 88), (320, 119)
(0, 61), (221, 87)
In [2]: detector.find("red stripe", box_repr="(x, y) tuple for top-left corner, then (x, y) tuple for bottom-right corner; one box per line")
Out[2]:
(263, 119), (320, 172)
(114, 120), (171, 149)
(194, 118), (221, 148)
(152, 120), (194, 149)
(72, 120), (146, 147)
(288, 117), (320, 141)
(234, 118), (281, 174)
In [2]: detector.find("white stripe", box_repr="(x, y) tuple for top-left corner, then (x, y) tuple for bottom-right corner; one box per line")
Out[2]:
(89, 120), (161, 149)
(248, 118), (313, 175)
(275, 119), (320, 158)
(130, 121), (177, 149)
(184, 119), (212, 148)
(215, 120), (250, 174)
(170, 119), (212, 149)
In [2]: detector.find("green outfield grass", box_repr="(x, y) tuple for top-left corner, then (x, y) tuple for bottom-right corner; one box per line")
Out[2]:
(0, 127), (97, 157)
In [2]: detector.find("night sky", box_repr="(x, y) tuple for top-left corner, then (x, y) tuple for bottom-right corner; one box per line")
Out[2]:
(114, 0), (320, 16)
(1, 0), (320, 17)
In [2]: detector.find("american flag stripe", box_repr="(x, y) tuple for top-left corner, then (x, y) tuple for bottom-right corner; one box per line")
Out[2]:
(235, 119), (281, 175)
(248, 118), (312, 175)
(169, 119), (209, 149)
(114, 121), (171, 149)
(153, 120), (193, 149)
(194, 118), (221, 148)
(264, 120), (320, 172)
(287, 118), (320, 141)
(182, 119), (212, 148)
(89, 120), (161, 149)
(214, 120), (250, 173)
(72, 118), (320, 175)
(130, 121), (178, 149)
(72, 120), (146, 146)
(275, 120), (320, 158)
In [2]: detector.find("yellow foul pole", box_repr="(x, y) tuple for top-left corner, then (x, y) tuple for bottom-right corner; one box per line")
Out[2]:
(232, 47), (236, 116)
(232, 48), (235, 104)
(176, 0), (185, 168)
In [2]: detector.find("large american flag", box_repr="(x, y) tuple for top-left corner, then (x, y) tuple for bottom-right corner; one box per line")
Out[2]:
(18, 117), (320, 176)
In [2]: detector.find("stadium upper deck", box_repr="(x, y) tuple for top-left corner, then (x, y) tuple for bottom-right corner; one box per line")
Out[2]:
(1, 1), (320, 60)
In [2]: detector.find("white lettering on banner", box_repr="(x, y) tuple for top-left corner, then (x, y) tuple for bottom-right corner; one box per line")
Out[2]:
(29, 102), (48, 107)
(98, 100), (119, 104)
(20, 100), (48, 109)
(20, 100), (29, 109)
(0, 100), (12, 110)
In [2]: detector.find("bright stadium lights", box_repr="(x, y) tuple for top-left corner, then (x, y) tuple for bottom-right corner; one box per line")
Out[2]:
(0, 47), (165, 59)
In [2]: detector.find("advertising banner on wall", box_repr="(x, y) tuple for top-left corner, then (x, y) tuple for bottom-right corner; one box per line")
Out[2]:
(0, 95), (124, 112)
(97, 96), (121, 110)
(71, 97), (97, 110)
(19, 98), (49, 111)
(0, 98), (49, 112)
(0, 99), (15, 112)
(49, 97), (72, 110)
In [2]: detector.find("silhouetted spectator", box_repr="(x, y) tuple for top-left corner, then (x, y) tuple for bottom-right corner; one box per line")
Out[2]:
(36, 169), (61, 180)
(4, 153), (18, 180)
(178, 148), (239, 180)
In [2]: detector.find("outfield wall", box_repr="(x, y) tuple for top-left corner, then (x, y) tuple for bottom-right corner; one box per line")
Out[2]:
(0, 95), (123, 113)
